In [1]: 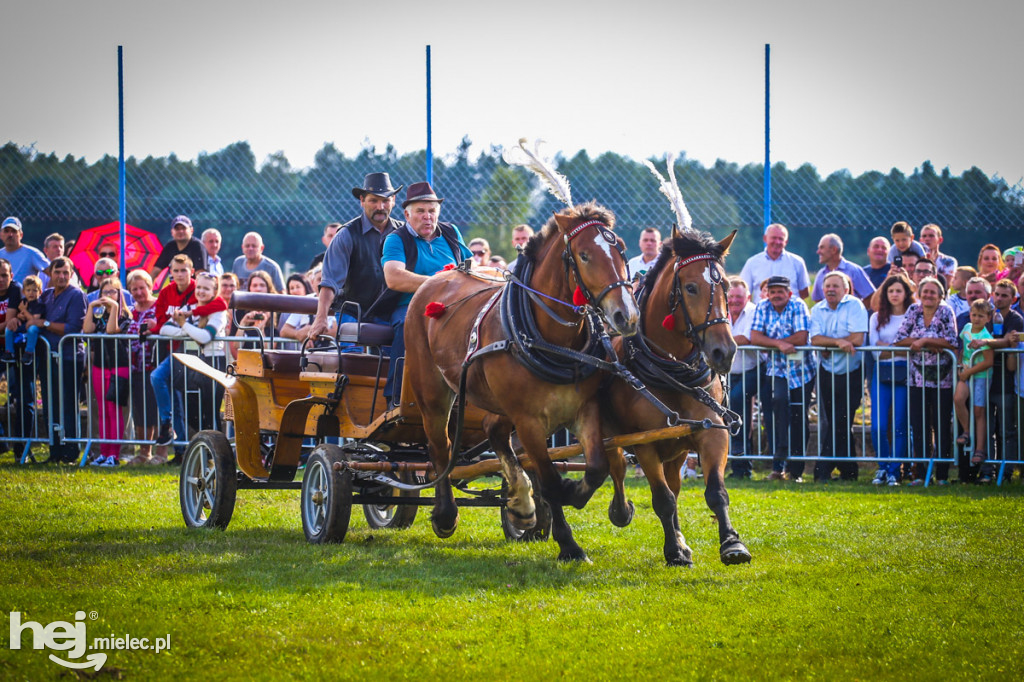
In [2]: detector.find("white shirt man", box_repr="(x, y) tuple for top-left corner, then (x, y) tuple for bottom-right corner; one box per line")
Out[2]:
(739, 223), (810, 299)
(202, 228), (224, 277)
(627, 227), (661, 279)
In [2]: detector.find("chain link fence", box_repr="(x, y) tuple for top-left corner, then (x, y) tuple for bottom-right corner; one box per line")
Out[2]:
(2, 139), (1023, 273)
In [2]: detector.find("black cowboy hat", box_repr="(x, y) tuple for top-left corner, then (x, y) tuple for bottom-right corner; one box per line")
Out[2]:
(401, 181), (445, 209)
(351, 172), (403, 200)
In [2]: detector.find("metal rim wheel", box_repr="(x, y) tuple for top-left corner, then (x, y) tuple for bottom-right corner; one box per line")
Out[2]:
(500, 471), (552, 542)
(362, 469), (420, 530)
(180, 430), (237, 530)
(301, 444), (353, 544)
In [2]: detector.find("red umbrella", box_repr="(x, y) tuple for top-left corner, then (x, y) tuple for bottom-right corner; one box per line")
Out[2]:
(68, 222), (163, 284)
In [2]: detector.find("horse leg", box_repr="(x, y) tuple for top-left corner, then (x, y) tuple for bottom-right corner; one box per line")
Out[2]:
(565, 400), (625, 517)
(605, 446), (634, 528)
(404, 322), (459, 539)
(483, 414), (536, 530)
(700, 431), (751, 565)
(519, 421), (588, 562)
(638, 444), (692, 567)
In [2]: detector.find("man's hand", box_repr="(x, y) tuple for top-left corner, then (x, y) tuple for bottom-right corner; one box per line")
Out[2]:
(777, 341), (796, 355)
(836, 339), (856, 355)
(306, 315), (330, 343)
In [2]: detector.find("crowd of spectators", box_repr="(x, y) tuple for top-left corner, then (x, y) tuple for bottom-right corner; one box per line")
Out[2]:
(1, 208), (1022, 487)
(0, 214), (326, 466)
(725, 221), (1023, 486)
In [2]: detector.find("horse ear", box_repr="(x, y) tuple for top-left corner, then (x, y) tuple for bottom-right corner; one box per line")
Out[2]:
(553, 213), (571, 233)
(719, 229), (738, 255)
(671, 224), (683, 240)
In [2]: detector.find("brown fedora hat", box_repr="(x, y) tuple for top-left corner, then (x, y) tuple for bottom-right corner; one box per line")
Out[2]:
(352, 172), (403, 200)
(401, 181), (444, 209)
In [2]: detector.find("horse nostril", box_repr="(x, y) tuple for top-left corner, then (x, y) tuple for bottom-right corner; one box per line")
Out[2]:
(613, 311), (627, 330)
(712, 348), (725, 366)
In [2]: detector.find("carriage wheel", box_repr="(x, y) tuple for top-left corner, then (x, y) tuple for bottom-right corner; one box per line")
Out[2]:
(362, 469), (419, 530)
(500, 471), (551, 542)
(179, 430), (237, 530)
(301, 444), (352, 544)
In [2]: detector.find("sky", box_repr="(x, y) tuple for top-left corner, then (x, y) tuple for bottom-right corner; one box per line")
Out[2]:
(4, 0), (1023, 185)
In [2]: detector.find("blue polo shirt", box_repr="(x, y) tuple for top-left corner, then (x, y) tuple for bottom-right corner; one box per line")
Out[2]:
(809, 294), (869, 375)
(41, 285), (87, 357)
(811, 258), (876, 302)
(381, 225), (472, 307)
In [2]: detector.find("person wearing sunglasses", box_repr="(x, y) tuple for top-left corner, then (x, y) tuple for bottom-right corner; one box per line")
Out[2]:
(86, 258), (136, 307)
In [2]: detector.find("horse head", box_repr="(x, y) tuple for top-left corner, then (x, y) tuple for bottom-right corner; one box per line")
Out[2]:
(647, 226), (737, 375)
(552, 203), (639, 337)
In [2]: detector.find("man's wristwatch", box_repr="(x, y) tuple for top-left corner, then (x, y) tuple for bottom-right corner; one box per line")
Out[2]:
(43, 320), (51, 328)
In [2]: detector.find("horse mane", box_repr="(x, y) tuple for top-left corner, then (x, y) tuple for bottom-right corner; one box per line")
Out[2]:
(520, 201), (616, 265)
(643, 229), (727, 285)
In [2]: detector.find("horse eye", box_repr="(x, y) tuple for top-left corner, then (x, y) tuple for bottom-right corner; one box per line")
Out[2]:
(685, 283), (699, 295)
(579, 251), (590, 263)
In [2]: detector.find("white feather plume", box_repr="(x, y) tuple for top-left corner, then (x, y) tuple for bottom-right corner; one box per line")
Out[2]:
(643, 152), (693, 231)
(502, 138), (573, 206)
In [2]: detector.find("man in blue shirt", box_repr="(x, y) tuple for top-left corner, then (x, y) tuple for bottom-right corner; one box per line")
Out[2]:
(2, 217), (49, 282)
(750, 275), (816, 481)
(739, 224), (811, 299)
(811, 233), (875, 306)
(381, 182), (471, 407)
(810, 272), (869, 482)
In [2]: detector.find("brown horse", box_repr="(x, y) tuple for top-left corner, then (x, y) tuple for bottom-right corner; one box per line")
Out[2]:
(402, 202), (639, 561)
(605, 227), (752, 566)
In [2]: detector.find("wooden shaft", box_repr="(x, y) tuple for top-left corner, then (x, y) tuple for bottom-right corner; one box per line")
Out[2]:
(231, 291), (317, 315)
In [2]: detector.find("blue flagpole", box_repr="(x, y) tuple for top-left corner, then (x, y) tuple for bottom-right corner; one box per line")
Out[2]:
(118, 46), (127, 286)
(763, 43), (771, 233)
(426, 45), (432, 185)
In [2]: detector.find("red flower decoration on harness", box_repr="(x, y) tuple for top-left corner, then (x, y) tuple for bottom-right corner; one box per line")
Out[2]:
(661, 314), (676, 330)
(424, 302), (446, 318)
(441, 263), (457, 271)
(572, 287), (588, 307)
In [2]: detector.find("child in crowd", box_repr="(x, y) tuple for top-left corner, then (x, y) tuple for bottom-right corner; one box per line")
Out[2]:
(151, 272), (229, 451)
(947, 266), (977, 318)
(82, 277), (132, 467)
(955, 299), (994, 467)
(2, 275), (45, 365)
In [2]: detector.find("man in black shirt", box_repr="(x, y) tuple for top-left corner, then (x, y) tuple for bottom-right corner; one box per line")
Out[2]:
(307, 173), (403, 342)
(149, 215), (208, 279)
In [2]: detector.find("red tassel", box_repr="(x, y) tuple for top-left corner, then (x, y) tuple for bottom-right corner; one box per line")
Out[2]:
(572, 287), (588, 306)
(441, 263), (457, 271)
(424, 302), (446, 319)
(661, 314), (676, 330)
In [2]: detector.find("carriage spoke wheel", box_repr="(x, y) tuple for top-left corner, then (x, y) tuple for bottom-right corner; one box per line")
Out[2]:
(179, 430), (236, 530)
(501, 471), (552, 542)
(301, 444), (353, 544)
(363, 469), (419, 530)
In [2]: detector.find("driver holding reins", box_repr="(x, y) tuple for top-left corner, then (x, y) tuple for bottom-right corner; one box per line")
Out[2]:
(378, 182), (472, 407)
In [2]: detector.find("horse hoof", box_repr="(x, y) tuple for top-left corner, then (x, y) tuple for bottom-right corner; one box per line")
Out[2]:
(608, 499), (635, 528)
(666, 553), (694, 568)
(506, 507), (537, 531)
(431, 512), (460, 539)
(557, 549), (592, 564)
(720, 540), (752, 565)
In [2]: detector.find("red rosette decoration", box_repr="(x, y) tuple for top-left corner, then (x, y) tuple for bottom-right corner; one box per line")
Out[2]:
(661, 314), (676, 330)
(424, 302), (447, 319)
(441, 263), (457, 271)
(572, 287), (588, 307)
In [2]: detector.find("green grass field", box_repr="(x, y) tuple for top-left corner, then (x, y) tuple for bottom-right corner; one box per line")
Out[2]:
(1, 463), (1022, 680)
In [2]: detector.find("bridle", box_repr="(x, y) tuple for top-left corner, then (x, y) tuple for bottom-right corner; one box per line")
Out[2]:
(561, 220), (632, 310)
(665, 253), (730, 357)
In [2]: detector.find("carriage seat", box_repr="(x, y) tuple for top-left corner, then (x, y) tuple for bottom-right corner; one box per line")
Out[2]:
(301, 350), (389, 378)
(337, 322), (394, 347)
